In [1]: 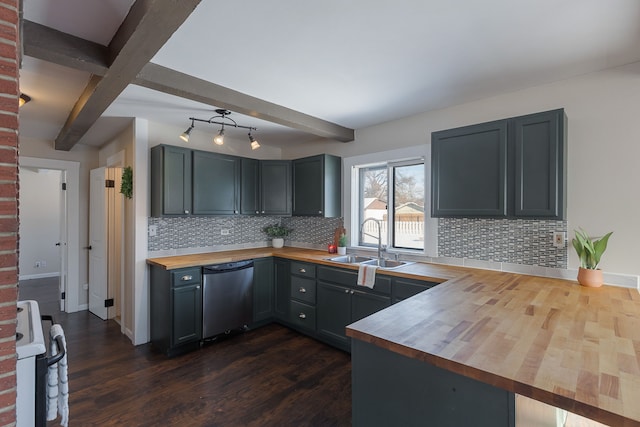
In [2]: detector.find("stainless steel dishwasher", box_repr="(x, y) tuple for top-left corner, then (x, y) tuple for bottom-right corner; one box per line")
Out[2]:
(202, 260), (254, 339)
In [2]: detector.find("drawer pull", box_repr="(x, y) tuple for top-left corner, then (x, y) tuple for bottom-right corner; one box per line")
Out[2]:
(299, 287), (306, 293)
(181, 275), (193, 281)
(196, 286), (200, 290)
(299, 268), (306, 274)
(299, 313), (306, 319)
(345, 289), (349, 293)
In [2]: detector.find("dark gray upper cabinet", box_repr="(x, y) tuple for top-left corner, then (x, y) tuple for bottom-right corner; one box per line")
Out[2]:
(431, 108), (566, 219)
(432, 120), (508, 217)
(292, 154), (342, 217)
(512, 109), (565, 218)
(151, 144), (193, 217)
(240, 158), (260, 215)
(192, 150), (241, 215)
(260, 160), (291, 215)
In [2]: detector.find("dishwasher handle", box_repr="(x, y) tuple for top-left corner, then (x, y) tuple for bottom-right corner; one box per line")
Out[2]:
(203, 260), (254, 274)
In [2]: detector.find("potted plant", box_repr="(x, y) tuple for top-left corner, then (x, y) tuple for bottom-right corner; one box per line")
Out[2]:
(337, 233), (348, 255)
(263, 224), (291, 249)
(572, 228), (613, 287)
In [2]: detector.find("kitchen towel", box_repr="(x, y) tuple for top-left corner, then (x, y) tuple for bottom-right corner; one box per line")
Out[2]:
(47, 324), (69, 427)
(357, 264), (378, 289)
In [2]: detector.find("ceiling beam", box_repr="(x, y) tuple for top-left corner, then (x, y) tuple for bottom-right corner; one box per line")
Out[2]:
(135, 63), (355, 142)
(53, 0), (202, 151)
(22, 20), (109, 76)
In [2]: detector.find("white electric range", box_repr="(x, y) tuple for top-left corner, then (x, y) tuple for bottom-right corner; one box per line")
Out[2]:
(16, 300), (47, 427)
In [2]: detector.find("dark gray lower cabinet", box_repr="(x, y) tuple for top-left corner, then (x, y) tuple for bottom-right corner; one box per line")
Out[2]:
(392, 277), (439, 303)
(252, 258), (274, 323)
(150, 266), (202, 357)
(352, 339), (515, 427)
(273, 258), (290, 321)
(316, 266), (391, 351)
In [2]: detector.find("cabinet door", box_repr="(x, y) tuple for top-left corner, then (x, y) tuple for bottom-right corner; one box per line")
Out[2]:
(293, 154), (342, 217)
(192, 150), (240, 215)
(172, 283), (202, 346)
(351, 290), (390, 322)
(151, 145), (192, 216)
(273, 259), (290, 321)
(241, 158), (260, 215)
(392, 278), (437, 304)
(293, 155), (323, 215)
(253, 258), (274, 322)
(513, 109), (565, 219)
(431, 120), (508, 217)
(317, 281), (351, 346)
(260, 160), (291, 215)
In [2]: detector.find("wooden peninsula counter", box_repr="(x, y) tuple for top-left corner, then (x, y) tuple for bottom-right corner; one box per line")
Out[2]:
(346, 267), (640, 426)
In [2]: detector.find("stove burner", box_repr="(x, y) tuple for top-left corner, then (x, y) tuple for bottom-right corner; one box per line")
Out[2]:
(17, 306), (23, 313)
(16, 332), (23, 341)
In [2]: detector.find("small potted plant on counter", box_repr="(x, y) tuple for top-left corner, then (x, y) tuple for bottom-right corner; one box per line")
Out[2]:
(263, 224), (291, 249)
(337, 233), (348, 255)
(572, 228), (613, 287)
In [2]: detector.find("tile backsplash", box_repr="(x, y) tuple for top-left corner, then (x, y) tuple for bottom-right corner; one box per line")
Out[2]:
(149, 215), (567, 269)
(438, 217), (568, 268)
(148, 216), (344, 252)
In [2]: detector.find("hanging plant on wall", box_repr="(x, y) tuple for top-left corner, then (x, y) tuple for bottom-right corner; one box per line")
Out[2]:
(120, 166), (133, 199)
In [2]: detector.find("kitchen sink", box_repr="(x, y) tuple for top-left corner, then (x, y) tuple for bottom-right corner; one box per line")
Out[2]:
(361, 258), (414, 270)
(326, 255), (374, 264)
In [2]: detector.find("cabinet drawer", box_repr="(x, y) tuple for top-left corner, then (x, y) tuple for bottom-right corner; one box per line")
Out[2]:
(317, 266), (391, 295)
(171, 268), (201, 287)
(289, 300), (316, 332)
(290, 261), (316, 278)
(291, 276), (316, 304)
(393, 278), (437, 302)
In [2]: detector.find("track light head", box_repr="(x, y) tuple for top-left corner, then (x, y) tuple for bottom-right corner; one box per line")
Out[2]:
(180, 123), (194, 142)
(249, 133), (260, 150)
(213, 128), (225, 145)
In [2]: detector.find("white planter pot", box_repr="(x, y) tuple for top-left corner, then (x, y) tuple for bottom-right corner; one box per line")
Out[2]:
(272, 238), (284, 248)
(337, 246), (347, 255)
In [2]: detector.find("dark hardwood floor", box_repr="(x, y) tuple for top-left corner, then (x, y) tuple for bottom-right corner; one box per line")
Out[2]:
(19, 279), (353, 426)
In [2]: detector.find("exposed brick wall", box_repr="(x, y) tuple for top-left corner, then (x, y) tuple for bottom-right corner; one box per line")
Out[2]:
(0, 0), (19, 426)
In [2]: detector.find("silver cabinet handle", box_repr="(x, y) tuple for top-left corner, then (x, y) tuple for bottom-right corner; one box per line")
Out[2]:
(350, 290), (354, 294)
(196, 285), (200, 289)
(299, 313), (306, 319)
(318, 210), (322, 214)
(256, 211), (259, 214)
(299, 287), (306, 293)
(345, 289), (349, 293)
(299, 268), (306, 274)
(261, 210), (265, 213)
(184, 210), (190, 214)
(234, 210), (238, 214)
(181, 275), (193, 281)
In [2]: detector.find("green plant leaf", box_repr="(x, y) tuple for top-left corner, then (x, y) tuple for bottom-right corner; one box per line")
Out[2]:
(592, 232), (613, 268)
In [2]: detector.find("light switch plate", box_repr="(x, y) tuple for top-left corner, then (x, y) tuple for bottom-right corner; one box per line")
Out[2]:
(148, 225), (157, 237)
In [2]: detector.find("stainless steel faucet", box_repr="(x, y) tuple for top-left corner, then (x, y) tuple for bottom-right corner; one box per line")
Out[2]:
(360, 217), (384, 260)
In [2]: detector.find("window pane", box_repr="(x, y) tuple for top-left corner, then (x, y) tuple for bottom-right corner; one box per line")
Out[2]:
(393, 163), (424, 250)
(359, 166), (387, 246)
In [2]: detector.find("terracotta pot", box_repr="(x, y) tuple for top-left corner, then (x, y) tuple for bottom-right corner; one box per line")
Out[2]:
(577, 267), (603, 288)
(272, 238), (284, 248)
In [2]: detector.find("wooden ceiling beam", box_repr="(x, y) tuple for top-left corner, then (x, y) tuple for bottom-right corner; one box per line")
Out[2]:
(52, 0), (202, 151)
(135, 63), (355, 142)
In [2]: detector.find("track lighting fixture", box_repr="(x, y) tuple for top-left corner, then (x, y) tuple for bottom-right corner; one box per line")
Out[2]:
(180, 109), (259, 149)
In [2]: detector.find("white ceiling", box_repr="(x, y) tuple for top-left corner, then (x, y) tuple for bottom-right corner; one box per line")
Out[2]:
(18, 0), (640, 150)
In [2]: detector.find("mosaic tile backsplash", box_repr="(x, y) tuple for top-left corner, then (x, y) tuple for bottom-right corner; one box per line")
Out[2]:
(438, 218), (568, 268)
(148, 216), (344, 252)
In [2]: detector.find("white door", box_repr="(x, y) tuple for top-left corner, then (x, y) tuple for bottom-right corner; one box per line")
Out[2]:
(58, 171), (68, 312)
(89, 167), (108, 320)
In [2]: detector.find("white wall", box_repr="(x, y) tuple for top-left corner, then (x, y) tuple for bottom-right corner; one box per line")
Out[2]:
(18, 167), (61, 279)
(282, 61), (640, 278)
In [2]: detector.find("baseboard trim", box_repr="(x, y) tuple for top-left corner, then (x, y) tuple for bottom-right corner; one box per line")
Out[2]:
(19, 272), (61, 280)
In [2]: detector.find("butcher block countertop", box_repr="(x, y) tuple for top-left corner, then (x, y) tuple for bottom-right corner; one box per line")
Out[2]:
(148, 247), (640, 425)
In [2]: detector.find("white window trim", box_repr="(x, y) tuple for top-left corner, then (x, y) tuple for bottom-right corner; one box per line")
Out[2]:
(343, 144), (438, 258)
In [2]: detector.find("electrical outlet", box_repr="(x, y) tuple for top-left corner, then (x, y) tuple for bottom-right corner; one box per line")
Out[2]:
(553, 231), (566, 248)
(34, 261), (41, 268)
(221, 229), (230, 236)
(149, 225), (157, 237)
